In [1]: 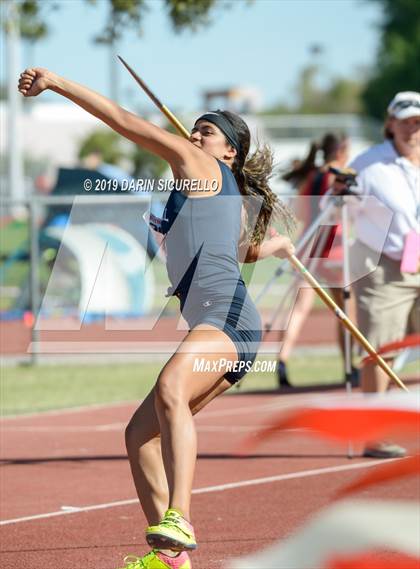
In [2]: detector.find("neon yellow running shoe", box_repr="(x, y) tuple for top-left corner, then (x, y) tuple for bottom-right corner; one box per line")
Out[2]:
(146, 509), (197, 551)
(117, 550), (191, 569)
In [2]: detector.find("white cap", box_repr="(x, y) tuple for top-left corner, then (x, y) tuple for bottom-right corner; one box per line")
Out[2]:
(387, 91), (420, 120)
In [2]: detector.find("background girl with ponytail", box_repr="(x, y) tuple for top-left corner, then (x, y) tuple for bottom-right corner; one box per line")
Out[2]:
(18, 68), (294, 569)
(277, 133), (358, 387)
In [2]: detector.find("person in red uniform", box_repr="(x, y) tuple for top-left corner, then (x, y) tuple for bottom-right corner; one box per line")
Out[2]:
(277, 132), (357, 387)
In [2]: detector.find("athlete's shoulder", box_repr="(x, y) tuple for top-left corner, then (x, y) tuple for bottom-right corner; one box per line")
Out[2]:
(216, 159), (240, 195)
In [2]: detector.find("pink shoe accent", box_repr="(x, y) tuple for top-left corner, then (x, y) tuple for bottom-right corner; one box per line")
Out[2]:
(156, 551), (189, 569)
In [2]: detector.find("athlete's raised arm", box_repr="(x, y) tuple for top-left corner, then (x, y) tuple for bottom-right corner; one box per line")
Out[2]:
(18, 67), (193, 165)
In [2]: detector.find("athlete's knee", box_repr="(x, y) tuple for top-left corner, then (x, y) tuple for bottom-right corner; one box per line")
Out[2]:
(125, 414), (159, 452)
(154, 367), (186, 411)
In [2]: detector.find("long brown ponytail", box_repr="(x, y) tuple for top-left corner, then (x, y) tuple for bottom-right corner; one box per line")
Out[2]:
(282, 132), (348, 188)
(283, 142), (318, 187)
(219, 111), (295, 246)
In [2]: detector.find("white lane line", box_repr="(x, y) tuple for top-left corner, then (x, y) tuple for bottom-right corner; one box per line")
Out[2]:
(199, 399), (307, 419)
(0, 458), (398, 526)
(0, 397), (309, 431)
(1, 389), (324, 423)
(1, 401), (135, 421)
(0, 424), (263, 433)
(198, 425), (267, 432)
(0, 399), (278, 423)
(0, 423), (126, 433)
(201, 390), (346, 418)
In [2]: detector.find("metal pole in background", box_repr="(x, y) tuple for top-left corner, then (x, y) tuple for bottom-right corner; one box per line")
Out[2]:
(109, 37), (119, 102)
(29, 199), (40, 364)
(5, 0), (25, 217)
(342, 199), (354, 457)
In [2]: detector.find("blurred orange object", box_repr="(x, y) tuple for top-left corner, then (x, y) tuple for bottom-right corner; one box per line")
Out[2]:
(336, 454), (420, 499)
(327, 551), (419, 569)
(23, 311), (35, 328)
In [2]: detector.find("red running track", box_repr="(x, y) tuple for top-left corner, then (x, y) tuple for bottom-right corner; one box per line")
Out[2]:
(1, 309), (336, 355)
(0, 391), (418, 569)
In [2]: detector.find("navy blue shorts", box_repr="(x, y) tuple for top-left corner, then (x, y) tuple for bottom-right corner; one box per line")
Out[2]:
(178, 283), (262, 384)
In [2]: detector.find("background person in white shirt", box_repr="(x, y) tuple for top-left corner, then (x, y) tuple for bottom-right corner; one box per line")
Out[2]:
(349, 91), (420, 458)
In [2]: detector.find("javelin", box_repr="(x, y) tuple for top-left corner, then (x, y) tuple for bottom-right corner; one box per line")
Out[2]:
(118, 56), (408, 393)
(117, 56), (190, 139)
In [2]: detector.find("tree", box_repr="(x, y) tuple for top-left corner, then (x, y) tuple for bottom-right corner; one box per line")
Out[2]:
(0, 83), (7, 100)
(362, 0), (420, 120)
(12, 0), (245, 101)
(14, 0), (243, 49)
(12, 0), (57, 43)
(264, 64), (365, 115)
(78, 130), (125, 165)
(164, 0), (226, 31)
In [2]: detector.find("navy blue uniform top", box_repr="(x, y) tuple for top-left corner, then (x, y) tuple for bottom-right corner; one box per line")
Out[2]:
(162, 160), (243, 298)
(161, 159), (261, 338)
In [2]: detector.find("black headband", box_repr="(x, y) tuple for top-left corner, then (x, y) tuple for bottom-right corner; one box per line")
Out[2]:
(194, 111), (240, 153)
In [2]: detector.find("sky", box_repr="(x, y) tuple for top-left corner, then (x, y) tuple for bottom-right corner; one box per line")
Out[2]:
(2, 0), (383, 112)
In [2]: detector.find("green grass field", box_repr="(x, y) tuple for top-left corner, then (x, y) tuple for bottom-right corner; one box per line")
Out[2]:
(1, 354), (347, 416)
(2, 353), (417, 417)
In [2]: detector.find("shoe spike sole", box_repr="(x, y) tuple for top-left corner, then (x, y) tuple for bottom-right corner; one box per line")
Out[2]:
(146, 534), (197, 551)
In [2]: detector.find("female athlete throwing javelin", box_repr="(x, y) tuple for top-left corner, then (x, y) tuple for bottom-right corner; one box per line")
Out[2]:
(18, 67), (295, 569)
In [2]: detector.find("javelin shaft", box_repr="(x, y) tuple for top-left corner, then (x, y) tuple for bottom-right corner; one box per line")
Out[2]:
(289, 255), (408, 391)
(118, 56), (408, 392)
(160, 105), (190, 139)
(118, 56), (190, 139)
